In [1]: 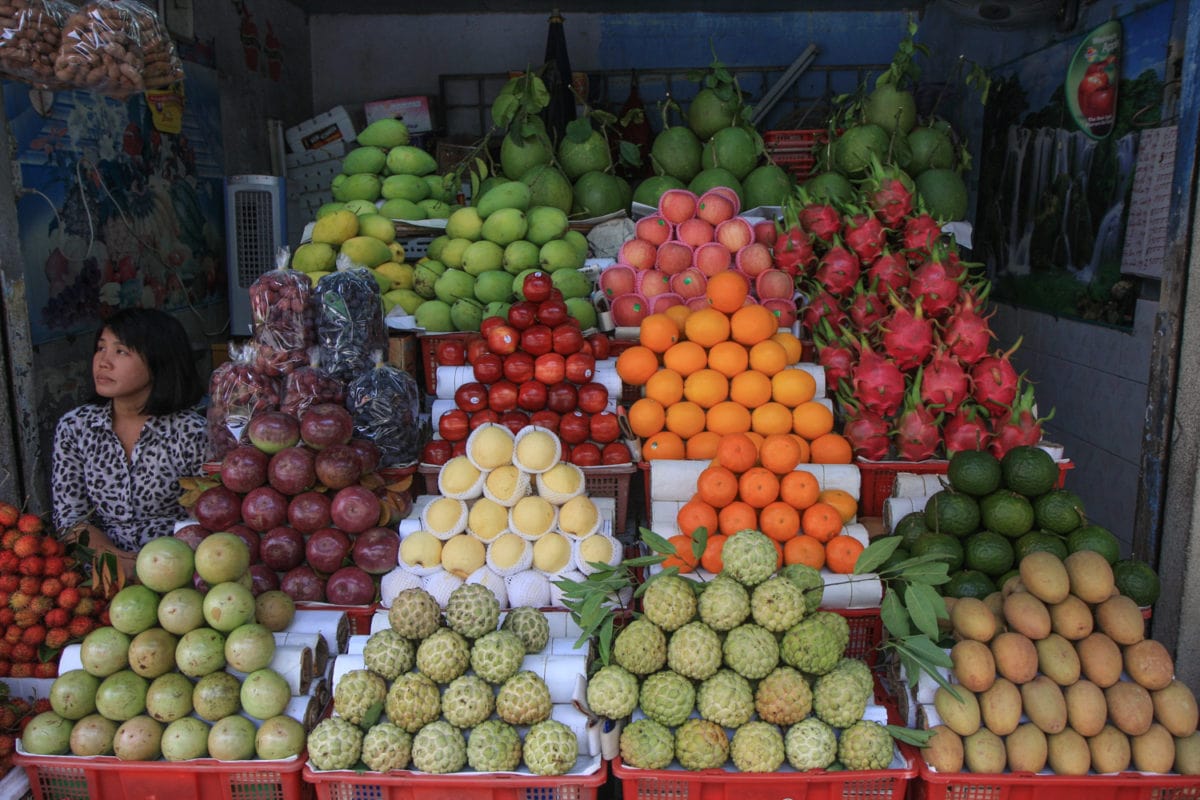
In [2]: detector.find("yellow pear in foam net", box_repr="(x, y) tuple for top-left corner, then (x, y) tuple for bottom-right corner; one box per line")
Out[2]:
(439, 455), (483, 498)
(558, 495), (600, 537)
(533, 532), (572, 574)
(442, 534), (486, 579)
(467, 497), (509, 542)
(399, 531), (443, 568)
(467, 423), (515, 470)
(514, 428), (560, 473)
(510, 495), (556, 539)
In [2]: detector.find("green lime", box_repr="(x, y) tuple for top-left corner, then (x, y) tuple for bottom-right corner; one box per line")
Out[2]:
(947, 450), (1002, 497)
(944, 570), (997, 599)
(1000, 446), (1059, 497)
(894, 512), (931, 549)
(964, 531), (1015, 577)
(912, 532), (965, 573)
(1015, 530), (1069, 561)
(1033, 490), (1085, 534)
(1066, 525), (1121, 564)
(979, 491), (1035, 539)
(924, 491), (981, 538)
(1112, 560), (1161, 607)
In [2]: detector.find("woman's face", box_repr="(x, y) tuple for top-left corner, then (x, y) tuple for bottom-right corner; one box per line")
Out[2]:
(93, 328), (152, 406)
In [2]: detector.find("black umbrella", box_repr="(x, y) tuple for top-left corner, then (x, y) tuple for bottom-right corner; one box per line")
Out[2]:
(541, 8), (577, 143)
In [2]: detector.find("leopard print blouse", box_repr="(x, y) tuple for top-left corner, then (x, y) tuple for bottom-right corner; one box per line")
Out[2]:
(51, 402), (209, 551)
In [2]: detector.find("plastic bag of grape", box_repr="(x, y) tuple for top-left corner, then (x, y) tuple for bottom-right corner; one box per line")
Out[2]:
(248, 251), (315, 377)
(345, 352), (420, 467)
(280, 346), (346, 418)
(314, 263), (387, 384)
(206, 342), (282, 460)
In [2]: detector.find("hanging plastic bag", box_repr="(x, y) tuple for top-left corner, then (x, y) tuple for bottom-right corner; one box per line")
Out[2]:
(345, 351), (421, 468)
(54, 0), (144, 96)
(249, 249), (315, 377)
(0, 0), (71, 89)
(205, 341), (281, 460)
(280, 347), (346, 419)
(124, 1), (182, 89)
(314, 260), (388, 384)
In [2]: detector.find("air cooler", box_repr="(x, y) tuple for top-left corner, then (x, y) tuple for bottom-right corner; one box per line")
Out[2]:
(225, 175), (287, 336)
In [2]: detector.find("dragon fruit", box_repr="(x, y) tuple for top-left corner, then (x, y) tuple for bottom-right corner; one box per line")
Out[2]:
(772, 224), (816, 275)
(849, 338), (906, 418)
(909, 251), (963, 317)
(942, 403), (993, 454)
(902, 214), (942, 256)
(799, 202), (843, 243)
(893, 369), (942, 461)
(868, 173), (914, 228)
(843, 211), (887, 262)
(943, 288), (995, 364)
(989, 379), (1054, 459)
(801, 290), (848, 335)
(920, 346), (970, 414)
(815, 319), (856, 390)
(971, 339), (1022, 417)
(814, 239), (861, 298)
(878, 297), (934, 372)
(865, 249), (911, 299)
(841, 400), (892, 461)
(847, 281), (887, 331)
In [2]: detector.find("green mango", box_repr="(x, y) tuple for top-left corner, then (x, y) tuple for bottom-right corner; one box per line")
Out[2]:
(310, 210), (359, 246)
(357, 214), (397, 244)
(332, 173), (382, 202)
(480, 208), (529, 246)
(502, 240), (540, 275)
(291, 242), (336, 273)
(475, 180), (532, 218)
(417, 198), (452, 219)
(378, 198), (426, 220)
(426, 235), (452, 262)
(383, 288), (424, 315)
(433, 268), (476, 304)
(565, 297), (598, 330)
(525, 206), (569, 246)
(386, 145), (438, 176)
(342, 199), (378, 216)
(551, 268), (591, 300)
(414, 299), (453, 331)
(439, 238), (472, 269)
(412, 259), (447, 299)
(381, 174), (431, 202)
(339, 236), (392, 268)
(445, 207), (484, 241)
(473, 271), (514, 304)
(358, 118), (411, 149)
(315, 202), (346, 219)
(424, 174), (454, 203)
(342, 146), (387, 175)
(461, 240), (504, 277)
(450, 298), (484, 331)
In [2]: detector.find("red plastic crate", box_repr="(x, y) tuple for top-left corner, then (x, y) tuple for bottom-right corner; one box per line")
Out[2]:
(842, 607), (885, 666)
(16, 749), (307, 800)
(763, 129), (833, 181)
(303, 760), (608, 800)
(915, 759), (1200, 800)
(857, 459), (1074, 518)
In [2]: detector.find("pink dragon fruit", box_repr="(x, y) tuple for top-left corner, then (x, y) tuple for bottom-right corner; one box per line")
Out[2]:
(971, 339), (1022, 417)
(844, 211), (887, 262)
(800, 289), (848, 335)
(989, 379), (1055, 459)
(847, 280), (887, 331)
(865, 249), (911, 299)
(815, 319), (856, 390)
(850, 337), (907, 418)
(893, 369), (942, 461)
(943, 288), (995, 364)
(800, 202), (842, 242)
(868, 172), (914, 228)
(840, 396), (892, 461)
(813, 239), (861, 298)
(942, 403), (993, 454)
(909, 250), (963, 317)
(902, 213), (942, 257)
(920, 346), (970, 414)
(772, 223), (816, 275)
(879, 296), (934, 372)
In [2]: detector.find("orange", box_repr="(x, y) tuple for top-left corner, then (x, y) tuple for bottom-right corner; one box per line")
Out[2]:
(801, 501), (844, 543)
(792, 401), (835, 440)
(751, 402), (794, 436)
(810, 432), (853, 464)
(707, 402), (752, 436)
(665, 401), (707, 438)
(645, 369), (684, 406)
(700, 533), (728, 573)
(772, 538), (784, 570)
(759, 433), (804, 475)
(791, 434), (811, 464)
(683, 308), (731, 348)
(744, 431), (765, 452)
(714, 433), (759, 473)
(640, 313), (681, 353)
(759, 501), (800, 543)
(784, 535), (826, 569)
(738, 467), (781, 509)
(748, 339), (789, 376)
(780, 470), (821, 510)
(682, 369), (729, 409)
(696, 464), (740, 507)
(677, 498), (719, 539)
(706, 271), (749, 314)
(628, 398), (666, 438)
(771, 331), (804, 363)
(730, 303), (779, 346)
(707, 340), (748, 379)
(772, 369), (816, 407)
(818, 489), (858, 523)
(661, 534), (698, 573)
(825, 535), (865, 574)
(685, 431), (721, 460)
(662, 341), (708, 376)
(643, 431), (685, 461)
(718, 501), (759, 536)
(663, 304), (691, 333)
(728, 370), (772, 408)
(616, 345), (659, 386)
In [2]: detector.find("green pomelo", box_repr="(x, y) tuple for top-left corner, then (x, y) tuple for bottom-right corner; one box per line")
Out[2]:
(386, 145), (438, 176)
(291, 242), (336, 273)
(481, 208), (529, 246)
(802, 172), (856, 204)
(434, 268), (477, 303)
(865, 83), (918, 135)
(378, 198), (425, 220)
(688, 88), (740, 142)
(551, 268), (590, 300)
(340, 236), (393, 268)
(651, 127), (703, 183)
(833, 125), (890, 177)
(445, 207), (484, 241)
(342, 146), (387, 176)
(688, 167), (744, 208)
(907, 127), (956, 176)
(572, 171), (629, 218)
(477, 181), (533, 218)
(451, 298), (484, 331)
(358, 118), (410, 149)
(559, 128), (613, 180)
(565, 297), (598, 330)
(357, 214), (397, 244)
(414, 299), (454, 331)
(520, 165), (574, 214)
(540, 239), (585, 272)
(418, 198), (452, 219)
(501, 131), (554, 180)
(439, 238), (473, 269)
(916, 169), (969, 222)
(742, 164), (792, 208)
(381, 174), (431, 202)
(333, 173), (382, 202)
(700, 126), (759, 181)
(503, 240), (541, 275)
(633, 175), (687, 208)
(526, 206), (570, 246)
(474, 270), (514, 304)
(461, 240), (505, 276)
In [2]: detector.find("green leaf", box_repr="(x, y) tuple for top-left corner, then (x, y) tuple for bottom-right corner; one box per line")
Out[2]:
(621, 555), (665, 569)
(897, 634), (953, 669)
(887, 725), (935, 748)
(593, 110), (618, 127)
(854, 537), (902, 575)
(598, 615), (614, 666)
(565, 118), (593, 143)
(529, 75), (550, 108)
(904, 583), (942, 640)
(360, 701), (384, 729)
(880, 587), (911, 638)
(491, 94), (519, 128)
(641, 529), (674, 556)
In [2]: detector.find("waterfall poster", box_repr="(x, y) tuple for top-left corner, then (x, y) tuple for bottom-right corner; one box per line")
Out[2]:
(974, 3), (1170, 328)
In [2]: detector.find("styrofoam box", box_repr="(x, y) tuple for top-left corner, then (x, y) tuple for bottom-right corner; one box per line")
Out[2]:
(285, 140), (346, 170)
(364, 95), (434, 132)
(287, 160), (342, 194)
(285, 105), (357, 153)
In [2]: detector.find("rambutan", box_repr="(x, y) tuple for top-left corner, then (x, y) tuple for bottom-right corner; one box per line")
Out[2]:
(56, 588), (80, 611)
(0, 531), (18, 551)
(8, 664), (31, 679)
(0, 663), (9, 679)
(0, 610), (13, 627)
(41, 557), (64, 578)
(7, 593), (30, 611)
(39, 538), (62, 558)
(43, 609), (68, 629)
(60, 571), (82, 588)
(16, 515), (42, 535)
(44, 628), (70, 650)
(67, 616), (95, 638)
(0, 706), (14, 728)
(20, 626), (45, 646)
(17, 578), (38, 596)
(0, 734), (13, 757)
(11, 536), (38, 559)
(0, 642), (10, 660)
(39, 578), (62, 598)
(13, 609), (38, 629)
(17, 557), (43, 577)
(0, 593), (8, 610)
(73, 597), (96, 617)
(0, 576), (17, 593)
(0, 552), (18, 573)
(10, 644), (34, 663)
(33, 662), (57, 679)
(1, 627), (17, 645)
(31, 699), (51, 715)
(0, 503), (16, 527)
(30, 597), (54, 617)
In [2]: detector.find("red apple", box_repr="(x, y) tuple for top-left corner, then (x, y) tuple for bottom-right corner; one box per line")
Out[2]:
(586, 333), (611, 361)
(520, 324), (553, 357)
(488, 380), (519, 413)
(268, 446), (317, 495)
(436, 339), (466, 366)
(534, 353), (566, 385)
(480, 316), (507, 337)
(499, 410), (530, 435)
(570, 442), (602, 466)
(565, 352), (596, 384)
(455, 382), (489, 413)
(451, 440), (468, 457)
(522, 271), (553, 303)
(422, 440), (453, 465)
(559, 410), (591, 444)
(537, 298), (569, 327)
(439, 409), (470, 441)
(261, 526), (306, 571)
(466, 335), (491, 364)
(517, 380), (547, 412)
(472, 353), (504, 384)
(194, 486), (243, 531)
(306, 527), (351, 574)
(753, 219), (778, 246)
(552, 324), (584, 356)
(590, 411), (621, 444)
(576, 382), (610, 414)
(546, 381), (578, 414)
(602, 442), (633, 464)
(530, 409), (561, 432)
(487, 324), (520, 355)
(503, 352), (535, 384)
(469, 409), (501, 430)
(507, 301), (538, 331)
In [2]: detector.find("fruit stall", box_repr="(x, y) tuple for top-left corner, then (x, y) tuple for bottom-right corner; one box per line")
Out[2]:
(0, 2), (1197, 800)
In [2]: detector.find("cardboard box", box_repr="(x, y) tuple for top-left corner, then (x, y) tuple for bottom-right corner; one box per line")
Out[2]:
(285, 105), (357, 153)
(388, 333), (419, 376)
(286, 158), (342, 194)
(285, 140), (345, 170)
(364, 95), (434, 133)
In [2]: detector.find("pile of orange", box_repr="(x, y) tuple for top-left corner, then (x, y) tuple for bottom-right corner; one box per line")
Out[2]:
(618, 272), (853, 464)
(662, 432), (867, 575)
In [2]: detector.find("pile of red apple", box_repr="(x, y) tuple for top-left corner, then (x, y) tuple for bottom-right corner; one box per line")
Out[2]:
(180, 403), (412, 607)
(421, 272), (634, 468)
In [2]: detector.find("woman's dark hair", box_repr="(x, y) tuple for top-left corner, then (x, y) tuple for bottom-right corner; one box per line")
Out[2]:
(93, 308), (204, 415)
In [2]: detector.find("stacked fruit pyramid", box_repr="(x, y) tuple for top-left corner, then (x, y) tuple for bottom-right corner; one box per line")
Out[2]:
(389, 424), (623, 608)
(919, 548), (1199, 776)
(308, 584), (585, 776)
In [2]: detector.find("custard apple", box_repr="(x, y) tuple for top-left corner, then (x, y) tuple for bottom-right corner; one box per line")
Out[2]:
(641, 574), (697, 632)
(470, 630), (525, 684)
(523, 719), (578, 775)
(639, 669), (695, 727)
(389, 588), (442, 639)
(674, 718), (729, 771)
(307, 716), (363, 771)
(613, 618), (667, 675)
(780, 612), (849, 675)
(361, 723), (412, 772)
(416, 628), (471, 684)
(697, 574), (750, 631)
(411, 719), (467, 774)
(586, 664), (639, 719)
(722, 623), (779, 680)
(467, 719), (522, 772)
(385, 672), (441, 733)
(778, 563), (824, 613)
(731, 721), (785, 773)
(666, 621), (722, 681)
(696, 669), (754, 728)
(755, 666), (812, 725)
(838, 720), (894, 770)
(333, 669), (386, 726)
(813, 668), (870, 728)
(445, 582), (500, 639)
(495, 670), (552, 725)
(785, 717), (837, 770)
(501, 606), (550, 654)
(363, 629), (415, 680)
(441, 674), (495, 728)
(750, 576), (806, 632)
(619, 718), (674, 770)
(720, 530), (778, 587)
(831, 657), (874, 697)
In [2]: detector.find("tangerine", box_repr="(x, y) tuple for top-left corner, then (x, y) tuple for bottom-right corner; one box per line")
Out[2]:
(748, 339), (789, 376)
(772, 369), (816, 407)
(628, 398), (666, 438)
(677, 498), (719, 539)
(697, 465), (739, 507)
(784, 535), (826, 569)
(685, 431), (722, 460)
(684, 308), (732, 348)
(751, 402), (795, 436)
(738, 467), (781, 509)
(645, 369), (685, 406)
(729, 370), (772, 407)
(665, 401), (707, 438)
(759, 501), (800, 543)
(759, 433), (804, 475)
(616, 345), (659, 386)
(640, 313), (681, 353)
(663, 304), (691, 332)
(682, 369), (729, 409)
(825, 535), (866, 574)
(643, 431), (685, 461)
(818, 489), (858, 523)
(700, 534), (727, 573)
(661, 534), (699, 573)
(706, 271), (749, 314)
(780, 470), (821, 510)
(801, 501), (844, 543)
(714, 432), (759, 473)
(662, 341), (708, 376)
(706, 402), (752, 435)
(771, 331), (804, 363)
(718, 501), (759, 536)
(730, 303), (779, 346)
(792, 401), (835, 440)
(707, 340), (749, 378)
(810, 432), (853, 464)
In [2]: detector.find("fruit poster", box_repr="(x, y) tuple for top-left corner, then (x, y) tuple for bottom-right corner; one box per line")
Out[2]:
(973, 2), (1170, 327)
(4, 59), (226, 345)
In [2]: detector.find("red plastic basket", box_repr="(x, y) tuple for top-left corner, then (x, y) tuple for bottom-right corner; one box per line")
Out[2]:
(857, 459), (1074, 518)
(303, 760), (608, 800)
(763, 129), (833, 181)
(842, 607), (885, 666)
(16, 750), (307, 800)
(915, 759), (1200, 800)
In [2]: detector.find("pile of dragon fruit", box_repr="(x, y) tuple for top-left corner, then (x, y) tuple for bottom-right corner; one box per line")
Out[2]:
(779, 176), (1049, 462)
